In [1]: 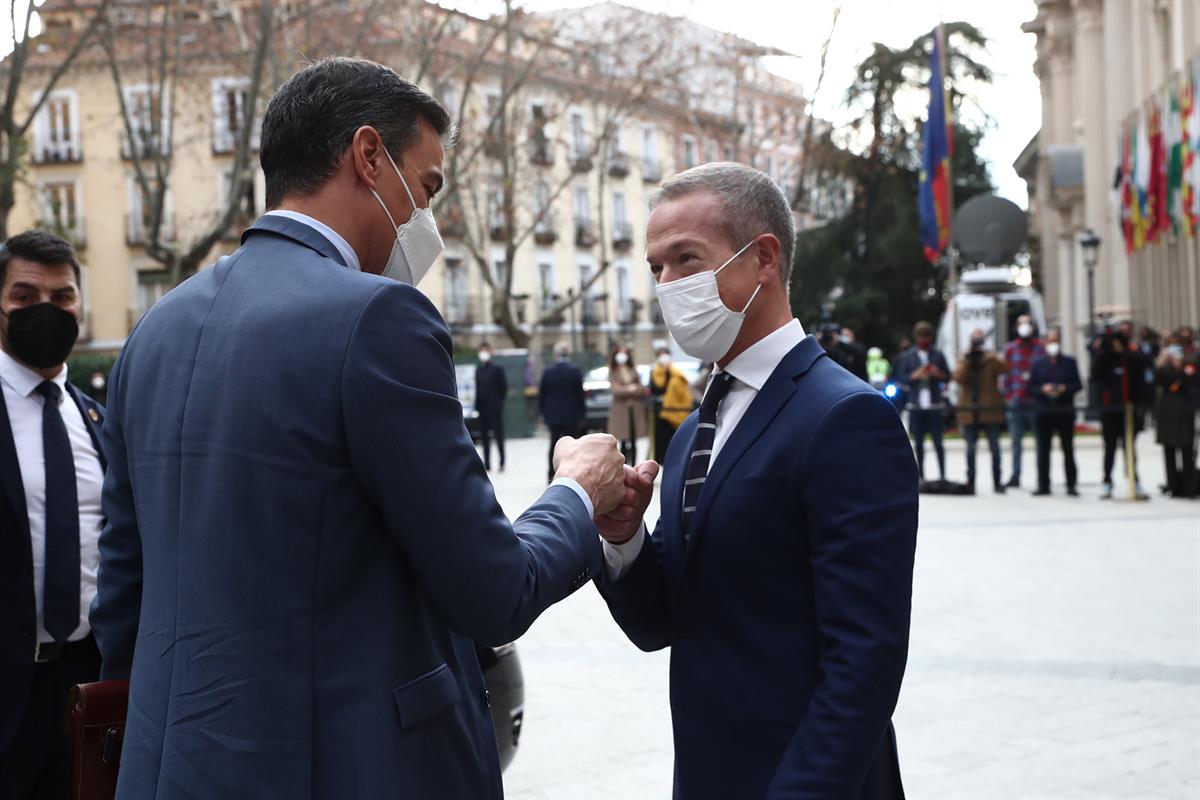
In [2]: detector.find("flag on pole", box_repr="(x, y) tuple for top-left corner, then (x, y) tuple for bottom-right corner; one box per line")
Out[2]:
(1182, 67), (1197, 236)
(1147, 99), (1166, 243)
(1120, 124), (1135, 252)
(918, 25), (952, 264)
(1167, 81), (1184, 235)
(1190, 54), (1200, 232)
(1133, 107), (1150, 250)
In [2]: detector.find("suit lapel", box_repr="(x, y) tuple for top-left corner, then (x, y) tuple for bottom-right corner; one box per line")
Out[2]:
(662, 417), (697, 594)
(67, 383), (107, 472)
(0, 388), (29, 535)
(682, 337), (826, 566)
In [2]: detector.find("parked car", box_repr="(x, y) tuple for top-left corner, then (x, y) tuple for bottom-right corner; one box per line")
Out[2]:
(583, 361), (702, 432)
(477, 642), (524, 771)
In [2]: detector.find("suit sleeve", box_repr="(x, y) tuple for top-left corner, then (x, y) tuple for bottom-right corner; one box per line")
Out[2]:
(595, 518), (673, 651)
(341, 283), (602, 646)
(766, 391), (918, 799)
(89, 354), (143, 680)
(1066, 359), (1082, 396)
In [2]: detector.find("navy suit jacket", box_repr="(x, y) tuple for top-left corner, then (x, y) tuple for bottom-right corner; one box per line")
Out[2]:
(0, 381), (105, 749)
(894, 347), (951, 408)
(539, 360), (585, 430)
(599, 337), (919, 799)
(90, 215), (602, 799)
(1029, 354), (1082, 410)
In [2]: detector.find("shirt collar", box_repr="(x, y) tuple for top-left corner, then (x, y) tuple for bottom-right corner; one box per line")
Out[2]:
(265, 210), (361, 272)
(719, 319), (806, 391)
(0, 347), (68, 399)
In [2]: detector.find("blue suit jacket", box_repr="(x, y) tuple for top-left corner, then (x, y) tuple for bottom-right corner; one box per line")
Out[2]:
(0, 382), (105, 749)
(599, 337), (919, 799)
(90, 215), (602, 799)
(538, 360), (585, 430)
(1028, 354), (1082, 409)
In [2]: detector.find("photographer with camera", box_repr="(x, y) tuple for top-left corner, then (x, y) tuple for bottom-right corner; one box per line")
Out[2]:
(953, 330), (1008, 495)
(819, 322), (869, 382)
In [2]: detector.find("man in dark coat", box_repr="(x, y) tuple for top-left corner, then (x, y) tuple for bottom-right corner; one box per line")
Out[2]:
(1029, 329), (1082, 496)
(1090, 321), (1151, 500)
(539, 341), (586, 482)
(474, 342), (508, 472)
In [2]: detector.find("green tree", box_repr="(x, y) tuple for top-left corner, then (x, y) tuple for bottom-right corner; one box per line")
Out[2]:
(791, 22), (994, 353)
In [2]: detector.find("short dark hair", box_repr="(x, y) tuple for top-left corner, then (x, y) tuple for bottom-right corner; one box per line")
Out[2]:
(0, 229), (81, 291)
(913, 321), (934, 338)
(259, 57), (453, 208)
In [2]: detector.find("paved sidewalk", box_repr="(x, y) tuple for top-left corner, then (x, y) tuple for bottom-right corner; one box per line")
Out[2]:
(483, 432), (1199, 799)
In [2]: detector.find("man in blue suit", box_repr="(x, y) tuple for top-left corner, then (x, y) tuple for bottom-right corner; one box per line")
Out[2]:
(596, 163), (919, 799)
(1029, 328), (1082, 496)
(539, 340), (587, 481)
(90, 58), (627, 799)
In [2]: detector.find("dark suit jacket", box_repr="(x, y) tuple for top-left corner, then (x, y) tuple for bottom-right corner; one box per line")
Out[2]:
(89, 215), (601, 799)
(599, 336), (919, 799)
(474, 360), (508, 420)
(539, 360), (585, 430)
(0, 380), (105, 749)
(895, 346), (951, 408)
(1029, 354), (1082, 410)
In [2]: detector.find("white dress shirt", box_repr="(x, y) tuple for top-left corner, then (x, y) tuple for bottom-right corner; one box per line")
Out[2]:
(603, 319), (807, 579)
(267, 212), (595, 518)
(265, 209), (362, 271)
(0, 349), (105, 643)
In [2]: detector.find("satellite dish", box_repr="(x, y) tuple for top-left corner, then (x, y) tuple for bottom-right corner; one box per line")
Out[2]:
(953, 195), (1028, 266)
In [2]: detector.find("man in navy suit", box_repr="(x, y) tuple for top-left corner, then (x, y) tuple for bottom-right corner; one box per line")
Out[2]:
(0, 231), (106, 799)
(474, 342), (508, 472)
(1029, 328), (1082, 496)
(90, 58), (627, 799)
(539, 341), (587, 481)
(596, 163), (919, 799)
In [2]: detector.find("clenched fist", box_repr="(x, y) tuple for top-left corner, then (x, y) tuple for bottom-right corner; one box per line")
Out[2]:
(553, 434), (627, 515)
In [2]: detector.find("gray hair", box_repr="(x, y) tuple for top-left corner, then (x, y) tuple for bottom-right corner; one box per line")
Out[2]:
(650, 162), (796, 286)
(554, 340), (571, 358)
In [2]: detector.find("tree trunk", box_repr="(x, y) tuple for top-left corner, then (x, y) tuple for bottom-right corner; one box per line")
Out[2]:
(491, 294), (530, 348)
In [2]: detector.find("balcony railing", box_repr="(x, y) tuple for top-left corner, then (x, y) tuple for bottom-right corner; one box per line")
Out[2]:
(571, 151), (593, 173)
(126, 214), (176, 246)
(121, 129), (170, 160)
(489, 216), (509, 241)
(33, 140), (82, 164)
(617, 298), (641, 326)
(650, 299), (665, 326)
(641, 159), (662, 183)
(529, 136), (554, 166)
(444, 293), (476, 327)
(607, 151), (629, 178)
(580, 297), (607, 326)
(612, 221), (633, 251)
(574, 217), (596, 248)
(537, 296), (565, 326)
(439, 201), (467, 239)
(533, 211), (558, 245)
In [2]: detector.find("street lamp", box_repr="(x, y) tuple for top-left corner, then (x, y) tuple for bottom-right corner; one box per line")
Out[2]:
(1079, 229), (1101, 337)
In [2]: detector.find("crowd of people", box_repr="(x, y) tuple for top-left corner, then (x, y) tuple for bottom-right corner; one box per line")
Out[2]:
(846, 317), (1200, 499)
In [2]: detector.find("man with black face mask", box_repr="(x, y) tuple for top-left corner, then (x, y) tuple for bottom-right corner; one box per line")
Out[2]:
(0, 230), (106, 799)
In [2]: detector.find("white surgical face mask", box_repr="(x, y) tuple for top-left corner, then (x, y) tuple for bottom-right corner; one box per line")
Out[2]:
(655, 239), (760, 363)
(657, 353), (671, 366)
(614, 352), (630, 366)
(1018, 323), (1034, 339)
(479, 351), (492, 363)
(369, 147), (444, 286)
(1046, 342), (1061, 358)
(1167, 344), (1185, 359)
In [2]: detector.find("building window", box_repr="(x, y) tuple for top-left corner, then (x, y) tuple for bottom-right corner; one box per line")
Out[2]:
(704, 140), (716, 164)
(766, 156), (776, 183)
(571, 111), (588, 159)
(539, 261), (555, 310)
(444, 255), (470, 324)
(121, 85), (170, 158)
(211, 78), (258, 154)
(32, 90), (81, 163)
(608, 122), (623, 158)
(612, 191), (627, 227)
(574, 185), (590, 225)
(218, 167), (263, 232)
(642, 126), (658, 169)
(615, 262), (632, 324)
(724, 143), (735, 161)
(134, 270), (170, 320)
(126, 178), (174, 244)
(37, 180), (82, 242)
(682, 135), (697, 169)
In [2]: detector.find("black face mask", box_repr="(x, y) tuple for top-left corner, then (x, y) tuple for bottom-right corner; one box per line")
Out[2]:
(2, 303), (79, 369)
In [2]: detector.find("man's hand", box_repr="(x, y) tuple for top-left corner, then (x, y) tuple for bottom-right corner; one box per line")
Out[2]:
(553, 434), (627, 515)
(596, 461), (659, 545)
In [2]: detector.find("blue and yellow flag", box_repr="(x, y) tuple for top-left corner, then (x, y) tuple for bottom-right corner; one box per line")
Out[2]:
(919, 26), (952, 264)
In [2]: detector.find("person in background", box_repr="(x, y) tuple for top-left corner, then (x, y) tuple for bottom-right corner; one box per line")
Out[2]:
(840, 327), (869, 382)
(1154, 332), (1197, 498)
(474, 342), (508, 472)
(1002, 314), (1046, 489)
(866, 346), (891, 391)
(953, 330), (1008, 495)
(538, 341), (586, 482)
(0, 231), (107, 798)
(1090, 321), (1150, 500)
(1029, 329), (1082, 497)
(1138, 326), (1161, 361)
(648, 347), (692, 464)
(896, 321), (950, 482)
(607, 344), (646, 465)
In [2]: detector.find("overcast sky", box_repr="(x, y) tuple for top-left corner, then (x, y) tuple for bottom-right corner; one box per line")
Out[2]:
(450, 0), (1043, 207)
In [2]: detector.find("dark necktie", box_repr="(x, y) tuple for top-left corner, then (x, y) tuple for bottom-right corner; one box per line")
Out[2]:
(681, 371), (734, 540)
(37, 381), (80, 643)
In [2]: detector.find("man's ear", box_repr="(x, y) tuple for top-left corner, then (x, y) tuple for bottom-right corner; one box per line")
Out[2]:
(755, 234), (782, 283)
(351, 125), (386, 191)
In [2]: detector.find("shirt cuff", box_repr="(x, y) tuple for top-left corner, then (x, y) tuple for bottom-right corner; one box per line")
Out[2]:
(550, 477), (594, 519)
(602, 521), (647, 582)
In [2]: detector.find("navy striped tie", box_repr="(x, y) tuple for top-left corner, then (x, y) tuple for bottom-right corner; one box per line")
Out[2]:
(37, 381), (80, 643)
(681, 371), (733, 540)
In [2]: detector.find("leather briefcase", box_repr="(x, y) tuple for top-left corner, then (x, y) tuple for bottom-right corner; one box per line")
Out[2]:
(65, 680), (129, 800)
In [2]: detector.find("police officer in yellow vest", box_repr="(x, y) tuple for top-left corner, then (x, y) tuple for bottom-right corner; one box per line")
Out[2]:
(649, 347), (693, 464)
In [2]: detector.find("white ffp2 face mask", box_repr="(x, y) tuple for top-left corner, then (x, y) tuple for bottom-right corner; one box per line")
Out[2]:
(370, 147), (444, 286)
(655, 239), (760, 363)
